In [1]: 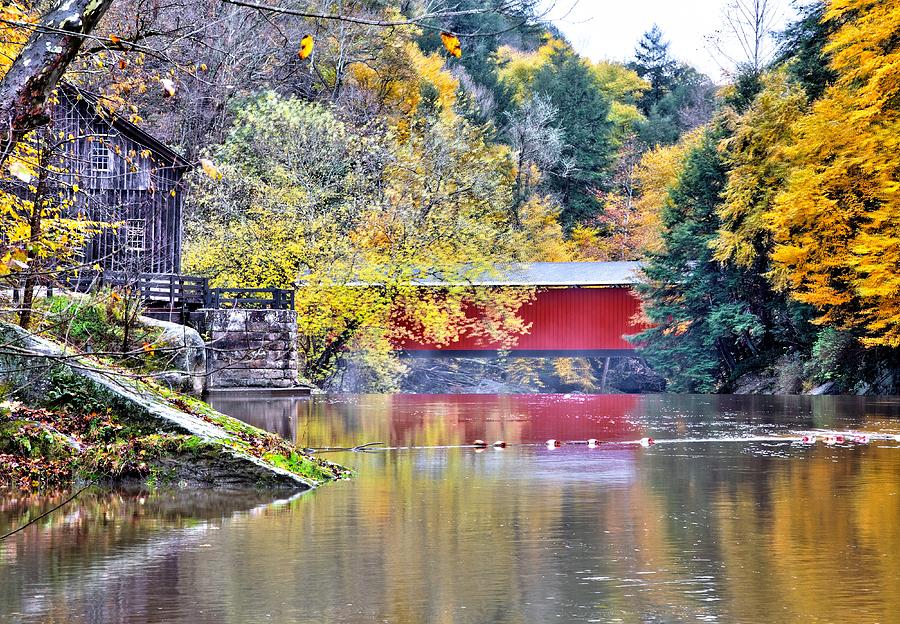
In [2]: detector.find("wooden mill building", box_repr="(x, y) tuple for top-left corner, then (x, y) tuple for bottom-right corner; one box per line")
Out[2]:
(51, 84), (190, 274)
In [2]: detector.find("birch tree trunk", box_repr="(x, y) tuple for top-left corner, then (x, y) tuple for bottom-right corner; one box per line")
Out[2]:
(0, 0), (115, 166)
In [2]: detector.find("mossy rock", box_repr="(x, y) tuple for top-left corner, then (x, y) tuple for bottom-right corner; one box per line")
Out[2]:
(0, 420), (79, 460)
(0, 321), (346, 491)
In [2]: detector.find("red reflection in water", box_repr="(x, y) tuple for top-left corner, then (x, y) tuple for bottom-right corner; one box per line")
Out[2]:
(387, 394), (641, 444)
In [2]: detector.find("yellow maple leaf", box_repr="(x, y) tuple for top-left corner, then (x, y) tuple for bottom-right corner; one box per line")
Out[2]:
(440, 32), (462, 58)
(199, 158), (223, 180)
(298, 34), (314, 60)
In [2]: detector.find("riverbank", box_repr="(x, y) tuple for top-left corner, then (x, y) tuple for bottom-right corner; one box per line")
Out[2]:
(729, 350), (899, 396)
(0, 321), (349, 493)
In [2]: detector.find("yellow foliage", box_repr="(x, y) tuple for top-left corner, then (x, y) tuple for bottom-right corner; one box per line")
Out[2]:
(298, 34), (314, 60)
(0, 6), (113, 280)
(184, 93), (533, 386)
(715, 69), (807, 267)
(633, 128), (704, 255)
(515, 197), (576, 262)
(497, 37), (647, 134)
(440, 32), (461, 58)
(768, 0), (900, 347)
(0, 2), (32, 80)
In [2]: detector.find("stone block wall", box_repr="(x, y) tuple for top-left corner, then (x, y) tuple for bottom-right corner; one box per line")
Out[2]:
(204, 309), (299, 389)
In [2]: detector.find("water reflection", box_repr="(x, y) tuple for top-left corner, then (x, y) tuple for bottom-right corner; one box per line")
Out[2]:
(2, 394), (900, 623)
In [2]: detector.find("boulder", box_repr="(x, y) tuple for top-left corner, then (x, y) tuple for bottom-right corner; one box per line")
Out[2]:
(140, 315), (207, 395)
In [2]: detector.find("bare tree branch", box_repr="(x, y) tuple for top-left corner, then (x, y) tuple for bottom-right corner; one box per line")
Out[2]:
(0, 0), (116, 167)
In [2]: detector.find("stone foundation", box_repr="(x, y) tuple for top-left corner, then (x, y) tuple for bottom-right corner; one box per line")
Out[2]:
(204, 309), (299, 389)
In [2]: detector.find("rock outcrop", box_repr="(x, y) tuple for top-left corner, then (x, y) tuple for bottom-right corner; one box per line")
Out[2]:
(0, 321), (329, 490)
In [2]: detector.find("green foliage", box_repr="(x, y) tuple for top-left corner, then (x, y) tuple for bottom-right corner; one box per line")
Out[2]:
(37, 293), (161, 363)
(805, 328), (859, 390)
(415, 0), (545, 122)
(775, 1), (837, 101)
(0, 420), (76, 460)
(529, 43), (615, 225)
(43, 367), (116, 416)
(633, 128), (732, 392)
(629, 26), (716, 146)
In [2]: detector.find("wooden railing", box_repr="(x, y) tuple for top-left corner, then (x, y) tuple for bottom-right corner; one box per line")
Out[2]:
(65, 271), (294, 310)
(206, 287), (295, 310)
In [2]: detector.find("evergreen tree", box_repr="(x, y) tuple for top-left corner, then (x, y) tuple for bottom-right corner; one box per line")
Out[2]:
(629, 25), (677, 114)
(634, 125), (785, 391)
(530, 44), (615, 227)
(629, 27), (716, 145)
(774, 1), (837, 101)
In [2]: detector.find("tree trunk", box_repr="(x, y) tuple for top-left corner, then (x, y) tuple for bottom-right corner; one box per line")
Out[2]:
(17, 146), (50, 329)
(0, 0), (115, 166)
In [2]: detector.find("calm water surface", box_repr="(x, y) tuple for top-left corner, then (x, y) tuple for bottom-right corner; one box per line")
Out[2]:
(2, 394), (900, 623)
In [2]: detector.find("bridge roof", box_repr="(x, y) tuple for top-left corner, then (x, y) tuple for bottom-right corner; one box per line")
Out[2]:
(413, 262), (643, 287)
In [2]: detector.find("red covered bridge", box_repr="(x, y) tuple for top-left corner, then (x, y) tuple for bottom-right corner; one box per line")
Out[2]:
(400, 261), (647, 358)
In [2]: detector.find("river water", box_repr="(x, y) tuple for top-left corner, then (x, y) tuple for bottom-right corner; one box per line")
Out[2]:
(2, 394), (900, 623)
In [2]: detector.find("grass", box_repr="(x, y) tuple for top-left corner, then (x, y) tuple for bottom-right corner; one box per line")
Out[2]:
(1, 293), (351, 492)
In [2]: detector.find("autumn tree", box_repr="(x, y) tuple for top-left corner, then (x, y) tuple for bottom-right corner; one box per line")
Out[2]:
(496, 38), (623, 226)
(184, 80), (534, 388)
(768, 0), (900, 348)
(504, 93), (562, 226)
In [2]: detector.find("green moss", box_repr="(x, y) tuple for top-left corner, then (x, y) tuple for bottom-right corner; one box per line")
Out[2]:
(177, 435), (210, 453)
(264, 450), (339, 483)
(0, 420), (78, 460)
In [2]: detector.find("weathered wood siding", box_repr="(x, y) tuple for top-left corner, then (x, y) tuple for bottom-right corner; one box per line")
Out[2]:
(51, 89), (186, 273)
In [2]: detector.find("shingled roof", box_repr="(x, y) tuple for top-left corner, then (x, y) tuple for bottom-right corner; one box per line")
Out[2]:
(58, 83), (190, 170)
(404, 262), (643, 287)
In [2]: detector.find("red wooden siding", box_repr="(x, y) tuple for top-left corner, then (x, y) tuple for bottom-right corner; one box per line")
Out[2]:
(401, 286), (645, 352)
